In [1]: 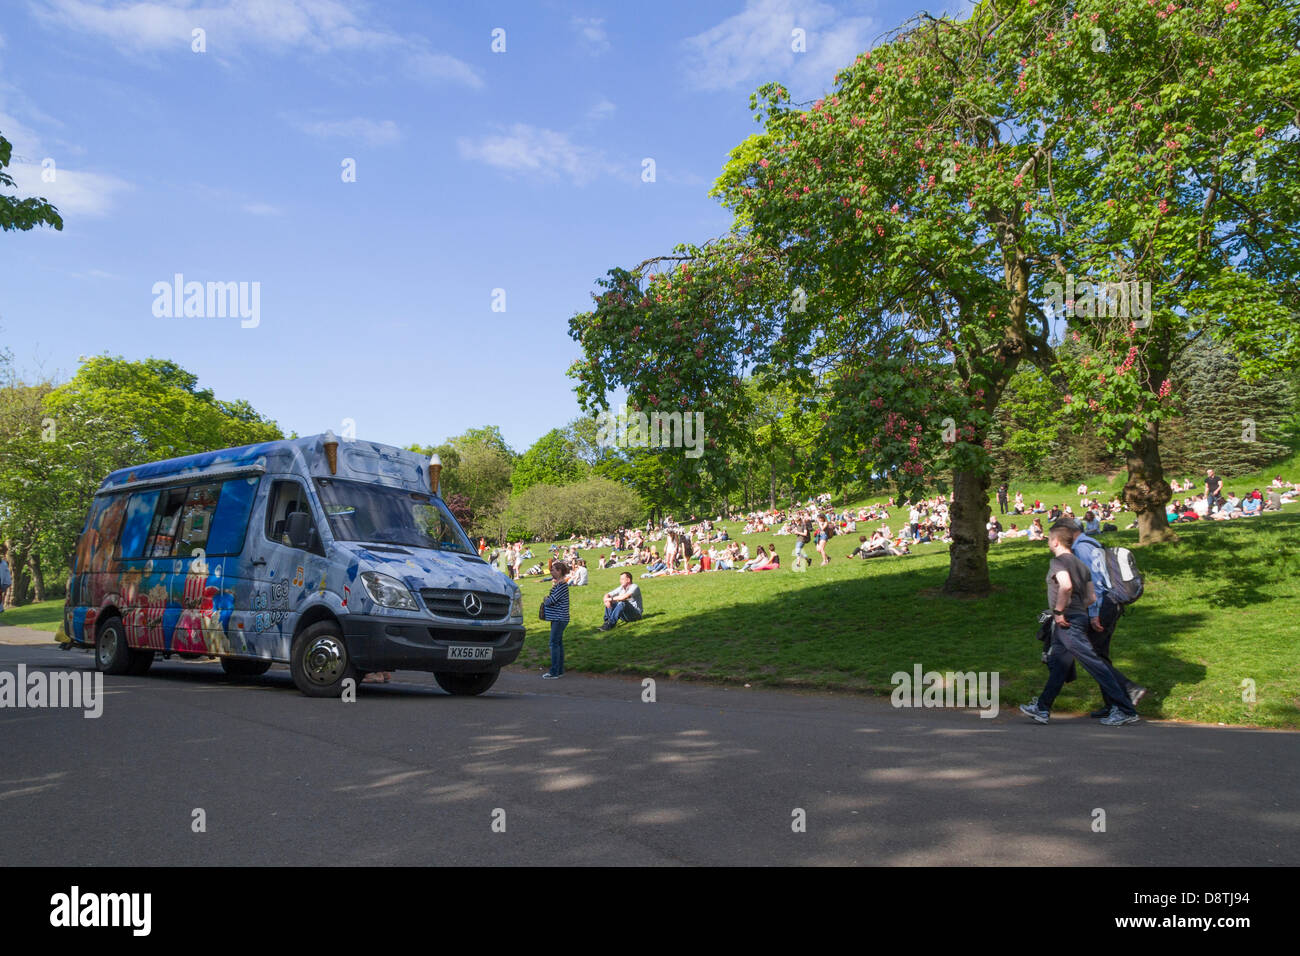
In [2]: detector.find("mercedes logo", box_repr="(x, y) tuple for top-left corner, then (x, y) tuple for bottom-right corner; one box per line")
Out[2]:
(462, 592), (483, 617)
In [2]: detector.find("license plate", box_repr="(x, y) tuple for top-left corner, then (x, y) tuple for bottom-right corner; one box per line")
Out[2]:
(447, 645), (493, 661)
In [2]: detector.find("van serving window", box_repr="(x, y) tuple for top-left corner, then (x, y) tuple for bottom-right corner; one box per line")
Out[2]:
(174, 483), (222, 558)
(315, 477), (474, 555)
(206, 476), (259, 556)
(118, 478), (259, 561)
(118, 490), (162, 560)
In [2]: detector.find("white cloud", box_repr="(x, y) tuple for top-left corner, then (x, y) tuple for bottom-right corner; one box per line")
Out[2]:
(571, 16), (610, 53)
(289, 116), (402, 146)
(457, 124), (621, 185)
(586, 98), (616, 123)
(5, 159), (131, 218)
(682, 0), (878, 97)
(241, 201), (281, 216)
(32, 0), (482, 87)
(404, 49), (483, 89)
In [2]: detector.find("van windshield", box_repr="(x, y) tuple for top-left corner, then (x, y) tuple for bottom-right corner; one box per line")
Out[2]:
(314, 478), (475, 554)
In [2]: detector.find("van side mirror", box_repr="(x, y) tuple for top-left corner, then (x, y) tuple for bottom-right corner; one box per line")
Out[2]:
(285, 512), (313, 550)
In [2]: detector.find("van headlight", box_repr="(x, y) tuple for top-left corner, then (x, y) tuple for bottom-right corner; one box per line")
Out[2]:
(509, 588), (523, 619)
(360, 571), (419, 611)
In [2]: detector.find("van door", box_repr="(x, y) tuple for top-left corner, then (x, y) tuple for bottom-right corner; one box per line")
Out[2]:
(245, 478), (326, 661)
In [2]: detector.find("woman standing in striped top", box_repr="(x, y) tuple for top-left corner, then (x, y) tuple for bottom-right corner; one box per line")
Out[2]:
(540, 560), (571, 680)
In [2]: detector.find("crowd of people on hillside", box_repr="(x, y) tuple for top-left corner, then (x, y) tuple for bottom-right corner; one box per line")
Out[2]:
(484, 469), (1300, 590)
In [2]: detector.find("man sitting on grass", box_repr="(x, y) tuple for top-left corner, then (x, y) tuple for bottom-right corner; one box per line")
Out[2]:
(599, 572), (643, 631)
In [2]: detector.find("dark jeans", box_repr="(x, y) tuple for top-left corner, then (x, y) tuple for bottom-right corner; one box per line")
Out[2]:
(1038, 613), (1135, 714)
(604, 602), (641, 627)
(999, 498), (1008, 514)
(1088, 598), (1136, 708)
(548, 619), (567, 676)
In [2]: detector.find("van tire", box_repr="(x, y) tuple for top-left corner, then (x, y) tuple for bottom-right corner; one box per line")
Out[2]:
(126, 650), (154, 676)
(290, 621), (356, 697)
(434, 669), (500, 696)
(95, 616), (132, 675)
(221, 658), (272, 678)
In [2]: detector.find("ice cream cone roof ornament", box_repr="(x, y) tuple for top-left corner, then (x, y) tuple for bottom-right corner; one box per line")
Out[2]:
(323, 430), (339, 475)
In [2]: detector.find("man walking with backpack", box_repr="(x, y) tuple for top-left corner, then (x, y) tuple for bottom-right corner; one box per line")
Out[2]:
(1020, 524), (1141, 726)
(1067, 520), (1147, 716)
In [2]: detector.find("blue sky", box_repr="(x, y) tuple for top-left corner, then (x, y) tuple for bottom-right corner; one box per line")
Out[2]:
(0, 0), (968, 453)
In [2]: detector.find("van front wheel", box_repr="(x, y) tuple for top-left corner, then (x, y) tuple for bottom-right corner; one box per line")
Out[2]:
(290, 622), (357, 697)
(434, 669), (500, 696)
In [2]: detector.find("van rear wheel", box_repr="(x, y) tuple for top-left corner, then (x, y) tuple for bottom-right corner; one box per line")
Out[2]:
(290, 621), (356, 697)
(434, 669), (500, 696)
(222, 658), (272, 678)
(95, 616), (133, 675)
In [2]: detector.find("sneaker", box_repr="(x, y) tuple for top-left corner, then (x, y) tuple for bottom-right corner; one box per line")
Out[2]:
(1100, 705), (1140, 726)
(541, 672), (560, 680)
(1088, 707), (1110, 718)
(597, 623), (613, 632)
(1019, 700), (1050, 724)
(1128, 686), (1147, 708)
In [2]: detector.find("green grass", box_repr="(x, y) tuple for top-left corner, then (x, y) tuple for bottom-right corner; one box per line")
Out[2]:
(0, 599), (64, 633)
(515, 492), (1300, 729)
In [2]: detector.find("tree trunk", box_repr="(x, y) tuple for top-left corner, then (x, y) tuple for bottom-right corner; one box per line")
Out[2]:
(769, 466), (777, 510)
(6, 541), (30, 607)
(29, 552), (46, 603)
(943, 467), (992, 596)
(1124, 423), (1177, 545)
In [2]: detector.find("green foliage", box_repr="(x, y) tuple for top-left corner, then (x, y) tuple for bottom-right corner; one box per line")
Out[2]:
(507, 475), (643, 540)
(0, 134), (62, 233)
(0, 355), (282, 603)
(1160, 337), (1295, 478)
(511, 427), (589, 494)
(1042, 0), (1300, 462)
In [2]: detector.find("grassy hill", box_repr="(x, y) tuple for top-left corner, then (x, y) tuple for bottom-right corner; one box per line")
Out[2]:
(515, 463), (1300, 728)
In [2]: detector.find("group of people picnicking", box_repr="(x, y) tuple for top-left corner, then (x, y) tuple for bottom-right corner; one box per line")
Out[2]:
(1164, 471), (1297, 522)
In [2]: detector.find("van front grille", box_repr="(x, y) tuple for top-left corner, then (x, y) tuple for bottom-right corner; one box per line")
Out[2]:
(421, 588), (510, 620)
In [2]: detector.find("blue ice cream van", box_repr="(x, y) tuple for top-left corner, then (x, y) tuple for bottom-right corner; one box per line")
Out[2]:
(63, 434), (525, 696)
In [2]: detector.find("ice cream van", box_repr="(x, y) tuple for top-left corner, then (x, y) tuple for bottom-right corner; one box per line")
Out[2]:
(63, 433), (525, 696)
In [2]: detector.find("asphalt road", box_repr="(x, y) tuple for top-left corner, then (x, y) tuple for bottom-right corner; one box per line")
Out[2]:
(1, 640), (1296, 866)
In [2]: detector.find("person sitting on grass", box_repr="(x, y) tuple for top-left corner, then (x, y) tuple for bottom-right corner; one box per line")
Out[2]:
(567, 559), (589, 586)
(1027, 518), (1045, 541)
(737, 546), (768, 571)
(1241, 493), (1262, 516)
(750, 548), (781, 571)
(599, 572), (643, 631)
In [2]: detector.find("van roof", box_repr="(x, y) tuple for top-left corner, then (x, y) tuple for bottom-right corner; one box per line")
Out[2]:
(98, 434), (436, 496)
